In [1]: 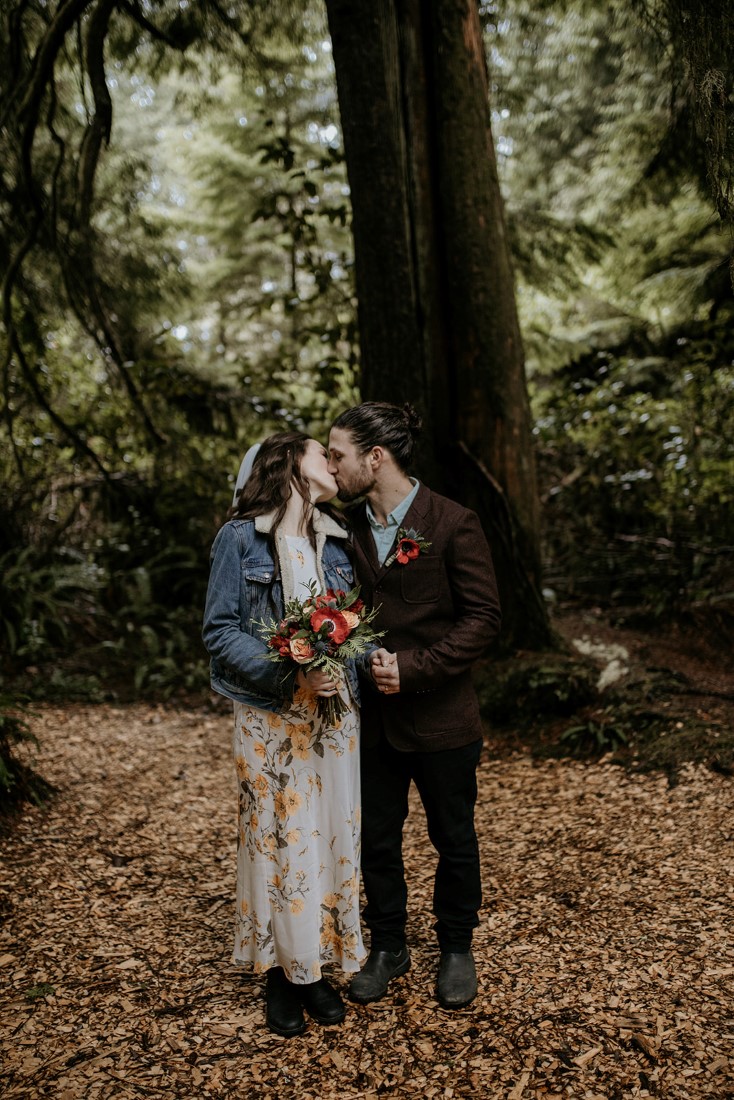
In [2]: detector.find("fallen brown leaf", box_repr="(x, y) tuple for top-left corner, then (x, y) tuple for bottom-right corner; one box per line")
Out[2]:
(0, 702), (733, 1099)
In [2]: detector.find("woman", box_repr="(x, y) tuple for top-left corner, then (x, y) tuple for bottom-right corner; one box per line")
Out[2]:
(202, 431), (365, 1037)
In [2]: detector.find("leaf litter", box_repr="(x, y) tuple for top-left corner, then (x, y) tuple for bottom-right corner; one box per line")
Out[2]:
(1, 702), (733, 1098)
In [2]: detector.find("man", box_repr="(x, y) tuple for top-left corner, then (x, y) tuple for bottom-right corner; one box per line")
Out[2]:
(327, 402), (501, 1009)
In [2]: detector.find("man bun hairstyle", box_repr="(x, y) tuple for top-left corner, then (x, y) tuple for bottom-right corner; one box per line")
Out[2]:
(332, 401), (422, 473)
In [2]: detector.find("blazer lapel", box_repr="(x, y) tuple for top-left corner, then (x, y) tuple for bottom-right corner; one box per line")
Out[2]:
(374, 484), (433, 580)
(399, 483), (432, 534)
(351, 486), (433, 580)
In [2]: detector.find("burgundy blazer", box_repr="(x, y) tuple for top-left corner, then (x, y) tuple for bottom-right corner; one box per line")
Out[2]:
(349, 484), (501, 752)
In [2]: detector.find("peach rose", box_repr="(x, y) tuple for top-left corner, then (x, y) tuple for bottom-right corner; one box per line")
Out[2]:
(289, 637), (315, 663)
(341, 610), (360, 631)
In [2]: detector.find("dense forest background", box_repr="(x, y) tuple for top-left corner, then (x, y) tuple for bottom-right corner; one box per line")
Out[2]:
(1, 0), (733, 801)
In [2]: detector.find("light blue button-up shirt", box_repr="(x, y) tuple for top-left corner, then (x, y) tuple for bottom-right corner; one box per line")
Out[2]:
(366, 479), (421, 565)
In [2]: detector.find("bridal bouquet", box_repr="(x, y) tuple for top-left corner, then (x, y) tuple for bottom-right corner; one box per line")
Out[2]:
(257, 582), (383, 727)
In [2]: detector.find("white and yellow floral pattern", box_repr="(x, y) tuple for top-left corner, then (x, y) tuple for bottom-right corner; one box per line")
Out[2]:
(232, 682), (363, 984)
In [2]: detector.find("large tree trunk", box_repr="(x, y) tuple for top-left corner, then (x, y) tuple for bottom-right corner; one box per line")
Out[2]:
(325, 0), (552, 650)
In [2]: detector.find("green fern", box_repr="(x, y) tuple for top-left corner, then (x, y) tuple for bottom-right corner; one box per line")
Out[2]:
(0, 693), (55, 813)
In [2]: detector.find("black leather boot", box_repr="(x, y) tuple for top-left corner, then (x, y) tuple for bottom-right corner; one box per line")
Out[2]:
(265, 968), (307, 1037)
(349, 946), (411, 1004)
(436, 951), (477, 1008)
(300, 977), (346, 1024)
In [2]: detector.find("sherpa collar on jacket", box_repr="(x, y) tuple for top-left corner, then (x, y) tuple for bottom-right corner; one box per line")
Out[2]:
(254, 508), (349, 540)
(254, 508), (349, 603)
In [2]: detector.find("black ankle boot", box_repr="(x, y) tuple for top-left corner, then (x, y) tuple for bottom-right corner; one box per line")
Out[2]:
(349, 946), (411, 1004)
(301, 976), (346, 1024)
(265, 968), (307, 1037)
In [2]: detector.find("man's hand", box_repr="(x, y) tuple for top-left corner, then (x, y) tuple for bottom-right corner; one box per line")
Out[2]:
(371, 649), (401, 694)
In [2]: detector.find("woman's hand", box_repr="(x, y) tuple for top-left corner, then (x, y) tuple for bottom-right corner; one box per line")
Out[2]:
(371, 649), (400, 694)
(297, 667), (339, 697)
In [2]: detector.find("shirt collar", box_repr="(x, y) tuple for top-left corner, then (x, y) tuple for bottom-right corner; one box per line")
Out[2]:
(366, 478), (420, 530)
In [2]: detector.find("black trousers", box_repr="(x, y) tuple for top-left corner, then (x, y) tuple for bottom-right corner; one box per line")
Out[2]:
(360, 734), (483, 953)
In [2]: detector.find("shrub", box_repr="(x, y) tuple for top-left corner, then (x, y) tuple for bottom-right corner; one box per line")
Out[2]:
(0, 694), (55, 815)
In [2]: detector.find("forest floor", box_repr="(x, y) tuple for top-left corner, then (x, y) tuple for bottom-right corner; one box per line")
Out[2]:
(1, 611), (733, 1099)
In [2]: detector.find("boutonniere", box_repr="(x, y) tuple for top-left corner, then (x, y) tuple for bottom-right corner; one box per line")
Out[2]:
(384, 526), (432, 568)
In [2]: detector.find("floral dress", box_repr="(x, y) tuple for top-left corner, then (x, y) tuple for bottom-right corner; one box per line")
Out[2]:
(232, 536), (365, 983)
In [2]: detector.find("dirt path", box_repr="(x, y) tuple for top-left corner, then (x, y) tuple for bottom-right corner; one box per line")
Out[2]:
(1, 703), (733, 1099)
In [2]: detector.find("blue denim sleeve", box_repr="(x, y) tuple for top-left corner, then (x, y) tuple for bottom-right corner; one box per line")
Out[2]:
(355, 644), (380, 686)
(202, 523), (296, 704)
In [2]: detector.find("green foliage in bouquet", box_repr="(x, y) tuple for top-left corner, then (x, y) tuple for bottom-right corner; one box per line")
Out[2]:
(256, 582), (384, 727)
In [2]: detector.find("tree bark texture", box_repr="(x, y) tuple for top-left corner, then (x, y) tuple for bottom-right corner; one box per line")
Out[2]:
(325, 0), (553, 650)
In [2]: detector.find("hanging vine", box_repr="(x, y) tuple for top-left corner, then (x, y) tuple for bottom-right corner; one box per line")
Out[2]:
(0, 0), (288, 479)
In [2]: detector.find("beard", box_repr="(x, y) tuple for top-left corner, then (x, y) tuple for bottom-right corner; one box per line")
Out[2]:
(336, 464), (375, 503)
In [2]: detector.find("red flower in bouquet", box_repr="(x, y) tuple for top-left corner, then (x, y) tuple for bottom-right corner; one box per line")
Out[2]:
(316, 587), (346, 604)
(268, 615), (301, 656)
(310, 607), (351, 646)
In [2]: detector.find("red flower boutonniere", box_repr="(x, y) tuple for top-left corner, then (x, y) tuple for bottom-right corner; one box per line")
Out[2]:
(384, 526), (432, 568)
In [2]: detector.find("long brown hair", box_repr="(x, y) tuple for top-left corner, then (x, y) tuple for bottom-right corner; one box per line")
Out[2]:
(228, 431), (344, 549)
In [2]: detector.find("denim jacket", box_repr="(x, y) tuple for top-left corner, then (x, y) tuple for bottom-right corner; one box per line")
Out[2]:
(202, 509), (360, 711)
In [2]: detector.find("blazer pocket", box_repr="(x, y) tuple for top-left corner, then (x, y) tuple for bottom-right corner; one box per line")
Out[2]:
(411, 679), (480, 734)
(400, 557), (441, 604)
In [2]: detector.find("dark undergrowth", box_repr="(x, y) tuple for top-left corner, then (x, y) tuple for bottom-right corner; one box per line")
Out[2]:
(476, 605), (734, 784)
